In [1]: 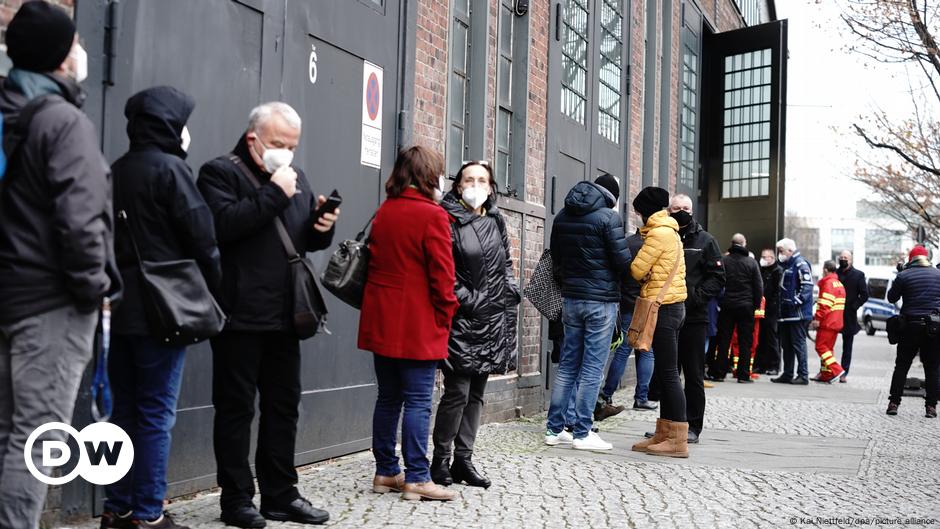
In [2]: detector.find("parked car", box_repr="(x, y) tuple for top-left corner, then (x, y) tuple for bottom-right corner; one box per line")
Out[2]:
(859, 274), (900, 336)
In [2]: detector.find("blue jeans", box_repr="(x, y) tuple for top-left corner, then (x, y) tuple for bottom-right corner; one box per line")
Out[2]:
(547, 299), (617, 439)
(780, 320), (810, 378)
(372, 354), (437, 484)
(104, 335), (186, 521)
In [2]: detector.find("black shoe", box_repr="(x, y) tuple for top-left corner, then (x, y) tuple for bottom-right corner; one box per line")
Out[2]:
(886, 402), (899, 415)
(926, 405), (936, 418)
(771, 375), (793, 384)
(737, 379), (754, 384)
(688, 431), (700, 444)
(792, 377), (809, 385)
(450, 457), (491, 489)
(137, 513), (190, 529)
(221, 505), (266, 529)
(100, 511), (135, 529)
(765, 369), (779, 376)
(705, 373), (725, 382)
(260, 497), (328, 525)
(633, 400), (658, 410)
(431, 456), (453, 486)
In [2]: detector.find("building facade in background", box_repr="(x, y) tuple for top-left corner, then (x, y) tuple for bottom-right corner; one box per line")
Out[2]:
(0, 0), (785, 522)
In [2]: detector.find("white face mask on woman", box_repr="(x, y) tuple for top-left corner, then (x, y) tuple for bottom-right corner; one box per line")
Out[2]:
(461, 186), (488, 210)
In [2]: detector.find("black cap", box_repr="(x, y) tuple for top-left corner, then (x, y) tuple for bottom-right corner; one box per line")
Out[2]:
(594, 173), (620, 202)
(632, 186), (670, 217)
(6, 1), (76, 73)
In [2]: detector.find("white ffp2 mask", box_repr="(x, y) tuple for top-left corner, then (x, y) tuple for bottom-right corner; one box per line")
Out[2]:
(71, 43), (88, 83)
(180, 126), (191, 152)
(461, 187), (488, 210)
(262, 148), (293, 173)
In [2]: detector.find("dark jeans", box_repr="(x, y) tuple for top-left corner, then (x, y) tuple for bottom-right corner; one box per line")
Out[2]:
(754, 317), (780, 372)
(104, 336), (186, 521)
(780, 320), (810, 379)
(652, 303), (686, 422)
(714, 306), (756, 380)
(600, 311), (655, 403)
(432, 369), (488, 460)
(889, 323), (940, 406)
(841, 331), (856, 374)
(372, 354), (437, 483)
(211, 331), (301, 510)
(676, 322), (707, 435)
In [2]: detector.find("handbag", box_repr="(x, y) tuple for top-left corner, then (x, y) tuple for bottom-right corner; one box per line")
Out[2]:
(523, 249), (563, 321)
(321, 212), (375, 309)
(116, 209), (226, 346)
(229, 155), (328, 338)
(886, 315), (904, 345)
(628, 241), (682, 352)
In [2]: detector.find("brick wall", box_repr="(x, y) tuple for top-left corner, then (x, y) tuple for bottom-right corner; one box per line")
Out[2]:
(412, 0), (449, 152)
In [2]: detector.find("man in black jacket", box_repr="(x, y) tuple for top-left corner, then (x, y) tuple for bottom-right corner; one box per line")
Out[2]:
(710, 234), (763, 383)
(198, 102), (337, 527)
(754, 248), (783, 375)
(0, 4), (119, 527)
(836, 250), (868, 383)
(667, 194), (724, 443)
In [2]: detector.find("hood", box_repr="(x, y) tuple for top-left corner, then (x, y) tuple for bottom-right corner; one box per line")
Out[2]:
(124, 86), (194, 158)
(442, 189), (498, 226)
(728, 244), (749, 256)
(640, 209), (679, 237)
(563, 181), (614, 216)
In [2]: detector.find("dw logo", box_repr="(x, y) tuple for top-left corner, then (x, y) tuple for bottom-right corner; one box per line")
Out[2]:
(24, 422), (134, 485)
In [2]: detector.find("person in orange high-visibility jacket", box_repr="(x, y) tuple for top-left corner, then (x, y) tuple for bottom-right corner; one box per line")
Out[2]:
(811, 261), (846, 383)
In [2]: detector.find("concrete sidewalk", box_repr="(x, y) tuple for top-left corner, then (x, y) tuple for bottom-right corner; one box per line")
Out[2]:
(65, 333), (940, 529)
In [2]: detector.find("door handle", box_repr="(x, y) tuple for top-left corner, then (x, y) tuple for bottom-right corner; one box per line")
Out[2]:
(551, 175), (557, 215)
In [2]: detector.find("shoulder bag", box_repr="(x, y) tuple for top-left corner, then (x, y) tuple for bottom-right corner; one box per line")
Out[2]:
(523, 249), (563, 322)
(627, 241), (682, 352)
(321, 212), (375, 309)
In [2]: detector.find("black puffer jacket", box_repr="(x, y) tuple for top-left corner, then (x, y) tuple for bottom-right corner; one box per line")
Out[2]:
(888, 258), (940, 317)
(442, 192), (520, 375)
(720, 244), (763, 311)
(678, 222), (725, 323)
(550, 181), (632, 302)
(112, 86), (222, 335)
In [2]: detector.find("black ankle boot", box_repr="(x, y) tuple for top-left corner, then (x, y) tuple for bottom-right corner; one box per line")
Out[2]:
(450, 457), (491, 489)
(431, 457), (453, 486)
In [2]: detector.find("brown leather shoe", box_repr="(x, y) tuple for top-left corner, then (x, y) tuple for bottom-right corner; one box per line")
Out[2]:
(646, 421), (690, 458)
(401, 481), (456, 501)
(373, 472), (405, 493)
(632, 418), (670, 452)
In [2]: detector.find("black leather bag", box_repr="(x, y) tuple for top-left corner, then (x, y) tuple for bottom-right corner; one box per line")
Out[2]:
(229, 155), (328, 338)
(117, 210), (226, 346)
(886, 315), (904, 345)
(321, 213), (374, 309)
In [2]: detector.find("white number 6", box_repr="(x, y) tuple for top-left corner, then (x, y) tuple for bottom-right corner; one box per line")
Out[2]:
(308, 45), (318, 85)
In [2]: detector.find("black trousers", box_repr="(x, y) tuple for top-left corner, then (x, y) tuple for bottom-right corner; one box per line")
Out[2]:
(713, 306), (756, 380)
(432, 369), (488, 460)
(212, 331), (301, 510)
(889, 323), (940, 407)
(841, 331), (856, 374)
(676, 322), (707, 435)
(754, 317), (780, 372)
(652, 303), (687, 422)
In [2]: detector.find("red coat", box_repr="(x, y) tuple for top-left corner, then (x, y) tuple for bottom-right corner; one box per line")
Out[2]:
(815, 273), (846, 331)
(358, 187), (459, 360)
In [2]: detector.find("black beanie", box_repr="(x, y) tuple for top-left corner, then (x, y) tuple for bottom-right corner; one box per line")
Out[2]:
(6, 1), (76, 73)
(632, 186), (670, 217)
(594, 173), (620, 201)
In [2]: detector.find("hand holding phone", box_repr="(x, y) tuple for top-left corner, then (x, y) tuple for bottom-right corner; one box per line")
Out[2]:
(314, 190), (341, 232)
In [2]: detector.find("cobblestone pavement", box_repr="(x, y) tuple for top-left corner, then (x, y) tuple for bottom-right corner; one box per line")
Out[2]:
(67, 334), (939, 529)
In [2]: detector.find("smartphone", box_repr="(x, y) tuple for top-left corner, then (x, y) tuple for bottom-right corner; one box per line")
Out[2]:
(315, 189), (342, 219)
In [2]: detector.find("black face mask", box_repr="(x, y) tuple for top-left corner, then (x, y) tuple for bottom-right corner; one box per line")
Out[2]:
(670, 210), (693, 228)
(838, 259), (849, 270)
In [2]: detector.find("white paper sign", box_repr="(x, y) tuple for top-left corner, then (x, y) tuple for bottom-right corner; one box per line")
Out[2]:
(361, 61), (383, 168)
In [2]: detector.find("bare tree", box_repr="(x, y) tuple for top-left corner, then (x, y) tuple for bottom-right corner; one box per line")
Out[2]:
(841, 0), (940, 248)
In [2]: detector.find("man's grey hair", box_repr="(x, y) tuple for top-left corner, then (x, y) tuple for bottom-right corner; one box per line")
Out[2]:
(670, 194), (693, 207)
(248, 102), (302, 133)
(732, 233), (747, 246)
(776, 238), (797, 252)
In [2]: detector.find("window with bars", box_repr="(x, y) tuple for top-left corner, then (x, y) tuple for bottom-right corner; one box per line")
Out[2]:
(496, 0), (515, 192)
(721, 48), (772, 199)
(561, 0), (589, 125)
(597, 0), (622, 143)
(447, 0), (472, 178)
(678, 42), (698, 190)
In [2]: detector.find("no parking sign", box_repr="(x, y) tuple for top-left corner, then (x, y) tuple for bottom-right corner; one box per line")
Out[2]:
(361, 61), (382, 168)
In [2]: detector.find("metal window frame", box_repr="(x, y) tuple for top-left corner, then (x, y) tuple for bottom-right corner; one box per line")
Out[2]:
(560, 0), (591, 124)
(597, 0), (624, 144)
(446, 0), (489, 174)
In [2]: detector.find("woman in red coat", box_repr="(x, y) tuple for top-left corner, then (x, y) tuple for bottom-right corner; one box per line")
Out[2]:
(358, 146), (459, 501)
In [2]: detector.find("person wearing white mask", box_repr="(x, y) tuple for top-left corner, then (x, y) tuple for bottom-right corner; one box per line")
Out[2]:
(0, 4), (121, 528)
(430, 161), (520, 489)
(197, 102), (338, 527)
(771, 238), (815, 386)
(753, 248), (783, 376)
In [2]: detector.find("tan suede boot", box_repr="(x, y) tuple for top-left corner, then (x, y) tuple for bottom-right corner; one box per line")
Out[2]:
(631, 418), (671, 452)
(646, 421), (689, 458)
(401, 481), (456, 501)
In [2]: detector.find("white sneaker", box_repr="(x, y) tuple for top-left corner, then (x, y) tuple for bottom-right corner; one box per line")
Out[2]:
(544, 429), (574, 446)
(573, 431), (613, 451)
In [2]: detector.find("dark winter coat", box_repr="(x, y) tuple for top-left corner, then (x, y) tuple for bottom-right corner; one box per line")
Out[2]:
(619, 231), (644, 312)
(720, 245), (763, 311)
(111, 87), (222, 335)
(760, 262), (783, 320)
(779, 251), (814, 322)
(441, 192), (520, 375)
(197, 135), (334, 332)
(0, 72), (119, 322)
(678, 222), (725, 323)
(550, 181), (632, 302)
(837, 266), (868, 335)
(887, 258), (940, 317)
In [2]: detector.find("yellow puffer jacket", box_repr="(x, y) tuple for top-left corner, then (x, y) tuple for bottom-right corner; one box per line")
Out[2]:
(630, 210), (688, 304)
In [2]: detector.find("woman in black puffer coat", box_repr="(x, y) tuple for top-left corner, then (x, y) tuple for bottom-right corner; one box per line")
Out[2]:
(431, 161), (520, 489)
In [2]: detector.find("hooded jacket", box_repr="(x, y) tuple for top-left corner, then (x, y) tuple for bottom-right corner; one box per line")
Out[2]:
(761, 261), (783, 320)
(111, 87), (222, 335)
(720, 244), (763, 311)
(631, 210), (687, 305)
(887, 257), (940, 317)
(0, 72), (119, 322)
(441, 192), (520, 375)
(779, 251), (814, 322)
(550, 181), (632, 302)
(678, 221), (725, 323)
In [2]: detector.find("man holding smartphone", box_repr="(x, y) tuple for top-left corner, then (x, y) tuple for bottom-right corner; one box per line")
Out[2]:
(198, 102), (338, 528)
